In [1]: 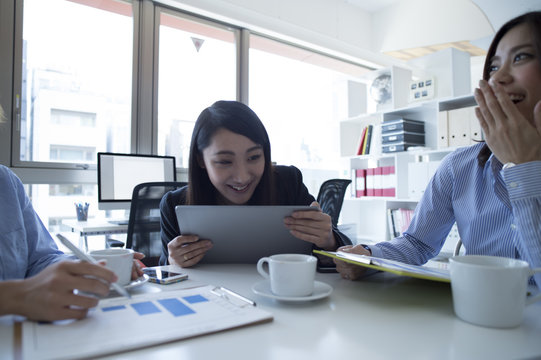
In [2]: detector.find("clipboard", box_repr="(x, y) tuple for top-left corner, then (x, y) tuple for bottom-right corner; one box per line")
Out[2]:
(22, 285), (272, 360)
(314, 250), (450, 283)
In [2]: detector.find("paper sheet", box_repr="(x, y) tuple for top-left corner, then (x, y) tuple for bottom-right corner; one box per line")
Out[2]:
(22, 285), (272, 360)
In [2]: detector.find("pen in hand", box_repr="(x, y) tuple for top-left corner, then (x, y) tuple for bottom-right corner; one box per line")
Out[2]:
(56, 234), (132, 299)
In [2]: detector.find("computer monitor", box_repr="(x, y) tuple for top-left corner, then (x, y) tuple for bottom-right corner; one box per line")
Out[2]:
(97, 152), (176, 210)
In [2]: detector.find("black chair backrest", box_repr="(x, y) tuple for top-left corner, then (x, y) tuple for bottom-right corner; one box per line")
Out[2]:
(126, 181), (187, 266)
(316, 179), (351, 227)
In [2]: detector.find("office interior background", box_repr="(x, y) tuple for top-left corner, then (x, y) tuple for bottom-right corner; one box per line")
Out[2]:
(0, 0), (539, 244)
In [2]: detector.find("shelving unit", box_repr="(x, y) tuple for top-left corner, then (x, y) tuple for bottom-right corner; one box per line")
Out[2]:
(340, 94), (477, 253)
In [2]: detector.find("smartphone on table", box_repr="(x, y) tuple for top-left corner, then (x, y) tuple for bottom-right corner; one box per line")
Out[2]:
(143, 267), (188, 285)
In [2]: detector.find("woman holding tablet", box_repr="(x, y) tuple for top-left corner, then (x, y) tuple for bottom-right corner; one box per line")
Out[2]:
(335, 11), (541, 288)
(159, 100), (351, 268)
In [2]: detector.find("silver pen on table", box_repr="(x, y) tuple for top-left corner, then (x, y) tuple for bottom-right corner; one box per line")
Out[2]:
(219, 286), (256, 306)
(56, 234), (131, 299)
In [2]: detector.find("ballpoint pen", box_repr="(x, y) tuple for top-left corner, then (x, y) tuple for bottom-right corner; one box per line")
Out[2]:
(212, 286), (256, 307)
(56, 234), (131, 299)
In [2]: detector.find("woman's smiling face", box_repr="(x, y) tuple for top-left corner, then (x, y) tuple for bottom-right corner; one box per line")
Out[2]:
(488, 23), (541, 124)
(200, 128), (265, 205)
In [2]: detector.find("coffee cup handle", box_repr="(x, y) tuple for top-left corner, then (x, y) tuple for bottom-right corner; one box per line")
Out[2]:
(527, 267), (541, 306)
(257, 257), (271, 279)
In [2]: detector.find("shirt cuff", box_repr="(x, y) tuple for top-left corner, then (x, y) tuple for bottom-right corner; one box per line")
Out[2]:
(369, 244), (384, 258)
(502, 161), (541, 200)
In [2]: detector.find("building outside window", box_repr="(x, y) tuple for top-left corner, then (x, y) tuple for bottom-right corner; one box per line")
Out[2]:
(249, 34), (370, 194)
(12, 0), (374, 232)
(19, 0), (133, 164)
(156, 9), (237, 168)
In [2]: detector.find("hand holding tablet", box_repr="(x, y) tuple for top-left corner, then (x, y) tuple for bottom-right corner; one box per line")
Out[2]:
(174, 205), (318, 264)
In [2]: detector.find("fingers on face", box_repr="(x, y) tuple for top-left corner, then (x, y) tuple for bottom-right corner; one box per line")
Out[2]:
(475, 84), (496, 125)
(478, 80), (520, 123)
(490, 81), (522, 120)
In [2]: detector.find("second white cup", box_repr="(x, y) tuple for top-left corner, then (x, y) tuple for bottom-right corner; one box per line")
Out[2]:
(89, 248), (134, 286)
(257, 253), (317, 297)
(449, 255), (541, 328)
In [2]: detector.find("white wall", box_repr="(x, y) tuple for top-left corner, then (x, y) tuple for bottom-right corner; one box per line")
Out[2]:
(161, 0), (396, 69)
(162, 0), (500, 70)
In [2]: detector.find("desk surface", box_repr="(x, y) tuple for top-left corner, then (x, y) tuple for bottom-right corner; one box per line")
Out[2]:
(3, 264), (541, 360)
(62, 219), (128, 234)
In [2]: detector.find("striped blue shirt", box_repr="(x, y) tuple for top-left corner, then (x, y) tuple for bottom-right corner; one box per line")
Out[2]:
(0, 165), (67, 280)
(370, 143), (541, 287)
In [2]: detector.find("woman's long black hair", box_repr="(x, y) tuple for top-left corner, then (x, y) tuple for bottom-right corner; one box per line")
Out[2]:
(186, 100), (275, 205)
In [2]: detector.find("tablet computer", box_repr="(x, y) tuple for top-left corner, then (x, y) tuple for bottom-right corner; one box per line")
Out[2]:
(175, 205), (317, 263)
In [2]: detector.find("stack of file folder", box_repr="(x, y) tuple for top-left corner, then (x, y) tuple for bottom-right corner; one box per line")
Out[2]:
(381, 118), (425, 153)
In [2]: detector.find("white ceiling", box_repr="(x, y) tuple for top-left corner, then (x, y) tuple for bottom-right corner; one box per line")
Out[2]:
(472, 0), (541, 30)
(347, 0), (541, 29)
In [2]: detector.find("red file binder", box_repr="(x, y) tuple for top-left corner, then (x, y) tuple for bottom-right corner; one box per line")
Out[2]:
(355, 169), (366, 197)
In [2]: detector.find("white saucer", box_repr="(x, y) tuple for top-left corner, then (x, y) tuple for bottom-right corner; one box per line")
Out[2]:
(251, 280), (332, 302)
(116, 274), (149, 291)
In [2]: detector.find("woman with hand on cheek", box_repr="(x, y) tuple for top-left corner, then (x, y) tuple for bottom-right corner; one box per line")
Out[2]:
(335, 11), (541, 289)
(159, 100), (351, 267)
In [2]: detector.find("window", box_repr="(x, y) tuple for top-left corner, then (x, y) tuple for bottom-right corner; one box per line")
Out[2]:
(26, 183), (96, 232)
(6, 1), (380, 234)
(248, 35), (370, 192)
(50, 109), (96, 127)
(49, 145), (95, 162)
(157, 10), (238, 168)
(18, 0), (133, 165)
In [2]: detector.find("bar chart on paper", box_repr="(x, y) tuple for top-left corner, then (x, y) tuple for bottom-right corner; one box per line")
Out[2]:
(22, 285), (273, 360)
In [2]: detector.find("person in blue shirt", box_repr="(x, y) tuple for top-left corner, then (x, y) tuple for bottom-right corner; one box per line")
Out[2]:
(335, 11), (541, 289)
(0, 164), (141, 321)
(160, 100), (351, 267)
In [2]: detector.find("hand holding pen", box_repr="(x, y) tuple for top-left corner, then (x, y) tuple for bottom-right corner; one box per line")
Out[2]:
(6, 243), (119, 322)
(57, 234), (131, 299)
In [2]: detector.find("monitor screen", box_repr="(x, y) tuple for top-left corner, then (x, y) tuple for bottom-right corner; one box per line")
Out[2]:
(97, 152), (176, 210)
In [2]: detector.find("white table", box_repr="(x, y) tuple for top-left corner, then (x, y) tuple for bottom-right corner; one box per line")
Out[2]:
(2, 265), (541, 360)
(62, 219), (128, 251)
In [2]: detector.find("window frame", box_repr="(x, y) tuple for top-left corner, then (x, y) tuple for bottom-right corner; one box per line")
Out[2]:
(3, 0), (374, 185)
(10, 0), (139, 175)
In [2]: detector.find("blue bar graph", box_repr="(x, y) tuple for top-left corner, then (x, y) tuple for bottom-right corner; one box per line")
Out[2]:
(100, 296), (201, 317)
(131, 301), (161, 315)
(158, 298), (195, 317)
(183, 295), (208, 304)
(102, 305), (126, 312)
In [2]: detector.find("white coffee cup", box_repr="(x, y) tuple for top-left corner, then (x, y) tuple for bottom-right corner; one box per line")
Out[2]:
(256, 254), (317, 297)
(89, 248), (134, 286)
(449, 255), (541, 328)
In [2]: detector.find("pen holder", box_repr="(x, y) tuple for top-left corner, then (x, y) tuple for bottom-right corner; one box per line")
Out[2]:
(75, 203), (89, 221)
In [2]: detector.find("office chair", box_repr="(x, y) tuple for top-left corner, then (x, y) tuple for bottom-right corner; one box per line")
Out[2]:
(316, 179), (352, 227)
(125, 181), (187, 267)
